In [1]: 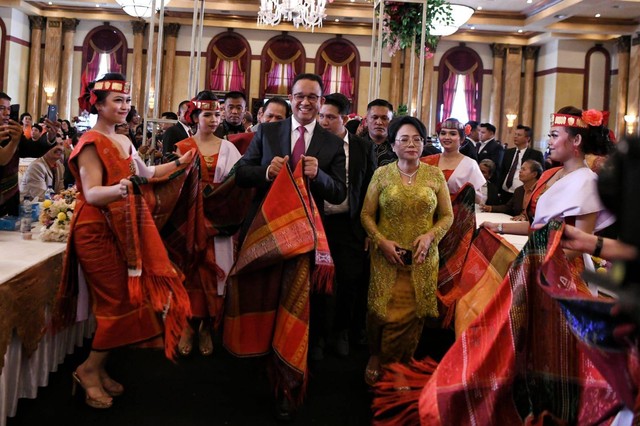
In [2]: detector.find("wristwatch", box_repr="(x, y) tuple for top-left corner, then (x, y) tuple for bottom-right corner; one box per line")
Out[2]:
(497, 223), (504, 234)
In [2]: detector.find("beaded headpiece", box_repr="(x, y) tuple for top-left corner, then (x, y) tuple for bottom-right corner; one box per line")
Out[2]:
(440, 118), (465, 130)
(89, 80), (131, 106)
(550, 109), (603, 129)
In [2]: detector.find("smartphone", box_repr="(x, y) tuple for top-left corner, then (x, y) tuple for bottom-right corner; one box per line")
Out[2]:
(396, 248), (413, 265)
(47, 104), (58, 122)
(9, 104), (19, 122)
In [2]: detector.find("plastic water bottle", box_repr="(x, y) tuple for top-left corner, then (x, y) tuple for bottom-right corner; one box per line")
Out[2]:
(20, 196), (33, 240)
(44, 186), (54, 200)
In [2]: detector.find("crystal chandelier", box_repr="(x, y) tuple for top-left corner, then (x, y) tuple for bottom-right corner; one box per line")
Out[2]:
(257, 0), (329, 31)
(115, 0), (171, 18)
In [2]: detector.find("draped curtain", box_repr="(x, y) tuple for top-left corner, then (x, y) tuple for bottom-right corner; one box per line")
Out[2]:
(265, 48), (301, 94)
(209, 40), (248, 92)
(438, 47), (483, 122)
(79, 27), (126, 111)
(318, 43), (357, 98)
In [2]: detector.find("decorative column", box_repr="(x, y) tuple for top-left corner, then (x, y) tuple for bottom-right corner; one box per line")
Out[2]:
(131, 20), (146, 112)
(27, 16), (46, 117)
(59, 18), (79, 120)
(420, 53), (435, 130)
(521, 46), (539, 128)
(160, 23), (180, 113)
(148, 26), (160, 114)
(402, 48), (412, 110)
(489, 43), (506, 130)
(41, 18), (63, 115)
(616, 36), (631, 138)
(500, 46), (522, 145)
(389, 52), (402, 110)
(627, 35), (640, 137)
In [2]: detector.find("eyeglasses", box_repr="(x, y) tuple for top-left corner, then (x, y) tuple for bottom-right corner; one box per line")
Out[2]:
(292, 93), (320, 103)
(395, 136), (424, 146)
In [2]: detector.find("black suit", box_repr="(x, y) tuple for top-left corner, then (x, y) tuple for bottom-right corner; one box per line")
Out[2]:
(236, 118), (347, 238)
(499, 146), (544, 201)
(460, 138), (478, 161)
(161, 123), (189, 155)
(323, 133), (375, 336)
(478, 139), (504, 172)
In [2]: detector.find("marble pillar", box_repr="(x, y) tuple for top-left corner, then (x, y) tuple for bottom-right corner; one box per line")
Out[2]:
(628, 35), (640, 137)
(616, 36), (631, 138)
(500, 46), (522, 145)
(131, 20), (146, 113)
(161, 23), (180, 113)
(59, 19), (79, 120)
(27, 16), (45, 117)
(521, 46), (539, 128)
(389, 53), (402, 110)
(148, 26), (159, 115)
(41, 18), (62, 116)
(489, 44), (506, 132)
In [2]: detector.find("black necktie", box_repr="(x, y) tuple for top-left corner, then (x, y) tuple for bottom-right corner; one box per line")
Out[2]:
(476, 142), (481, 153)
(506, 150), (520, 189)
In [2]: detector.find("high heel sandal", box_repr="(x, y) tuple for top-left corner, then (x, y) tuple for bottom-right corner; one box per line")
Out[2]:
(364, 356), (381, 386)
(178, 327), (194, 357)
(198, 324), (213, 356)
(71, 372), (113, 409)
(101, 376), (124, 397)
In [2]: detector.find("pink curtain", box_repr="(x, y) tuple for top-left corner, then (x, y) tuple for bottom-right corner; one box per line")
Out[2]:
(321, 65), (333, 94)
(108, 51), (121, 74)
(464, 75), (476, 121)
(266, 63), (283, 94)
(229, 60), (244, 91)
(340, 65), (353, 98)
(210, 60), (224, 91)
(441, 74), (457, 120)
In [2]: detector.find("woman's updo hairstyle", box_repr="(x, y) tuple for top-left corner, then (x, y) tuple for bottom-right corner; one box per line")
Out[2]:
(556, 106), (614, 156)
(184, 90), (219, 126)
(388, 115), (427, 146)
(83, 72), (128, 115)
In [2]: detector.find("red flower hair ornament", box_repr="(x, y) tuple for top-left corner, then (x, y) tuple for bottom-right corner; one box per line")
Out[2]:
(582, 109), (603, 127)
(464, 124), (472, 136)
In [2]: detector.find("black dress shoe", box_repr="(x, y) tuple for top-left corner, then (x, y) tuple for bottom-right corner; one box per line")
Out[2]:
(274, 394), (295, 422)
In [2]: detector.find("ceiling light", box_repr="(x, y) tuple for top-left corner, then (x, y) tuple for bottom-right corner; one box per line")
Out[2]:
(469, 26), (475, 30)
(335, 18), (339, 22)
(595, 13), (601, 18)
(477, 6), (482, 10)
(554, 14), (566, 19)
(115, 0), (171, 18)
(258, 0), (329, 30)
(526, 0), (532, 3)
(430, 4), (475, 36)
(517, 29), (523, 33)
(48, 1), (53, 4)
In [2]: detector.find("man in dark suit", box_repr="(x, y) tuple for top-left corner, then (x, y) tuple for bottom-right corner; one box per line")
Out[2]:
(477, 122), (504, 183)
(214, 91), (247, 138)
(460, 120), (479, 161)
(235, 73), (346, 421)
(317, 93), (375, 359)
(161, 100), (191, 155)
(499, 124), (544, 203)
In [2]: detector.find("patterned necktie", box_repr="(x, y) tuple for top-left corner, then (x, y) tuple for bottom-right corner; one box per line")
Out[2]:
(290, 126), (306, 169)
(505, 149), (520, 189)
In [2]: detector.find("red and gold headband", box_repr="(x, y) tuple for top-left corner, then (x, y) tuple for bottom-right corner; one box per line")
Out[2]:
(441, 118), (465, 131)
(550, 109), (603, 129)
(191, 100), (219, 111)
(90, 80), (131, 106)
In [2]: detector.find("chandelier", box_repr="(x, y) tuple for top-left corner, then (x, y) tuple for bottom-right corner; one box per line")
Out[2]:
(115, 0), (171, 18)
(430, 4), (474, 36)
(257, 0), (330, 31)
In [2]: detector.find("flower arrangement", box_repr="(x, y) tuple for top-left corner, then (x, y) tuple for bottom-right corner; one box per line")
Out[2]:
(381, 0), (452, 56)
(39, 186), (77, 242)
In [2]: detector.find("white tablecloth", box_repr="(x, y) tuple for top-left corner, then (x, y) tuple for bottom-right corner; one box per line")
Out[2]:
(0, 229), (93, 426)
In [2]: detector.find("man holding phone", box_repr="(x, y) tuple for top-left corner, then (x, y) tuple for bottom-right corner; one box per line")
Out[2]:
(0, 92), (61, 216)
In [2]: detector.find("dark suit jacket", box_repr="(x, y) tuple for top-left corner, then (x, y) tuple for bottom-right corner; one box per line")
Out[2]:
(460, 138), (478, 161)
(236, 118), (347, 238)
(499, 146), (544, 192)
(341, 133), (375, 241)
(162, 123), (189, 155)
(478, 139), (504, 177)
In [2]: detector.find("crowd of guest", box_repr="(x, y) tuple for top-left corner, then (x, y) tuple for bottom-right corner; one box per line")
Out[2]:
(1, 68), (636, 425)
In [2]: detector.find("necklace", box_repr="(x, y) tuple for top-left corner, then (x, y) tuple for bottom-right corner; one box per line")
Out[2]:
(397, 164), (419, 184)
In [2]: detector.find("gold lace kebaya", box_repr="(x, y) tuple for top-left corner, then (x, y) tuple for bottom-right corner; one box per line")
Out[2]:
(361, 162), (453, 319)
